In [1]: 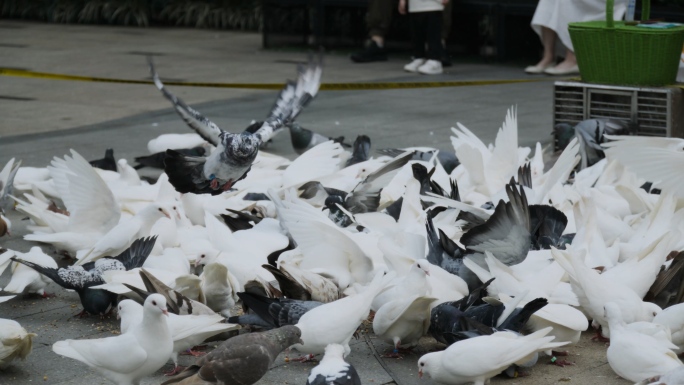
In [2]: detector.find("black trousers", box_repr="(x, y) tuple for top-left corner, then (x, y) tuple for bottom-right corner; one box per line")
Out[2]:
(410, 11), (443, 61)
(366, 0), (452, 40)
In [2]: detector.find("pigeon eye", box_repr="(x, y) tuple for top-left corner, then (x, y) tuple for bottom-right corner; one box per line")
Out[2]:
(417, 264), (421, 268)
(420, 363), (424, 367)
(152, 300), (157, 306)
(158, 208), (162, 212)
(201, 254), (206, 259)
(173, 206), (177, 210)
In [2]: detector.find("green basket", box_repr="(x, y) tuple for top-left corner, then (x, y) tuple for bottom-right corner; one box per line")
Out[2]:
(568, 0), (684, 86)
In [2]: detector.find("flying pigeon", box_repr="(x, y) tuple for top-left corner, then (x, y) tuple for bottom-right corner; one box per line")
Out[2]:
(134, 146), (208, 170)
(306, 344), (362, 385)
(161, 325), (302, 385)
(53, 294), (173, 385)
(150, 54), (323, 195)
(11, 236), (157, 316)
(345, 135), (371, 167)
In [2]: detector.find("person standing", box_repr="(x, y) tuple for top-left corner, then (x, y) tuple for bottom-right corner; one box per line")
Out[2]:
(525, 0), (628, 75)
(399, 0), (449, 75)
(350, 0), (452, 65)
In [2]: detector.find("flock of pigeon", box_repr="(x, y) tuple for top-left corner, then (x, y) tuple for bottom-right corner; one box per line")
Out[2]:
(1, 54), (684, 385)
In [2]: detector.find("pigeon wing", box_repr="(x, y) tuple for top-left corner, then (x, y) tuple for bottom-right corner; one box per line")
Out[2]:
(149, 58), (223, 146)
(113, 236), (158, 270)
(198, 344), (272, 384)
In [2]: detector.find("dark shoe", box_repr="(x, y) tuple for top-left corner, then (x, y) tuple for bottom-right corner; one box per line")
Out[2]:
(350, 41), (388, 63)
(441, 53), (452, 67)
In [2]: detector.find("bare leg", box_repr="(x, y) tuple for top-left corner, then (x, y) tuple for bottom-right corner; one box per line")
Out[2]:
(534, 26), (557, 68)
(371, 35), (384, 48)
(164, 364), (186, 376)
(554, 50), (577, 71)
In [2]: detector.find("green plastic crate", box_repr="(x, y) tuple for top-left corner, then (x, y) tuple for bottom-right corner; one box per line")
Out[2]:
(568, 0), (684, 86)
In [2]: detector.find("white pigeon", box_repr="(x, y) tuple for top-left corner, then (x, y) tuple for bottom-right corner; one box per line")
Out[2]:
(24, 150), (121, 255)
(0, 319), (36, 369)
(636, 366), (684, 385)
(292, 271), (394, 359)
(53, 294), (173, 385)
(605, 302), (683, 383)
(0, 296), (16, 303)
(373, 294), (436, 355)
(117, 299), (238, 374)
(654, 303), (684, 352)
(3, 247), (58, 297)
(551, 248), (661, 339)
(525, 303), (588, 362)
(417, 327), (567, 385)
(199, 262), (241, 317)
(77, 203), (174, 264)
(603, 135), (684, 198)
(372, 260), (430, 312)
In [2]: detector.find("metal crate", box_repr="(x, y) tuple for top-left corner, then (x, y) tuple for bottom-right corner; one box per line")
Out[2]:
(553, 81), (684, 150)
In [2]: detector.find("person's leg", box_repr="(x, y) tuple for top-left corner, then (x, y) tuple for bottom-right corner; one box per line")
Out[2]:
(425, 11), (444, 61)
(535, 26), (557, 68)
(555, 49), (577, 70)
(404, 12), (428, 72)
(418, 11), (444, 74)
(368, 0), (395, 46)
(412, 12), (428, 60)
(351, 0), (394, 62)
(441, 1), (452, 66)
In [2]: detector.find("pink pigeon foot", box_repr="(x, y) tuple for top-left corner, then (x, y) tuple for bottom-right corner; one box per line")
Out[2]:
(164, 365), (186, 376)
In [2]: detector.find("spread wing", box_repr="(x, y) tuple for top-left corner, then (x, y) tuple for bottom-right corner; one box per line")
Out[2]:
(148, 58), (224, 146)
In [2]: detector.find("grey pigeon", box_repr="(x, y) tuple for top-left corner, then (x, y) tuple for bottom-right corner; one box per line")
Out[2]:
(306, 344), (361, 385)
(228, 292), (323, 328)
(574, 118), (633, 168)
(288, 122), (348, 155)
(150, 54), (322, 195)
(345, 135), (371, 167)
(645, 251), (684, 309)
(326, 151), (413, 217)
(161, 325), (302, 385)
(459, 183), (531, 290)
(133, 146), (207, 170)
(11, 236), (157, 316)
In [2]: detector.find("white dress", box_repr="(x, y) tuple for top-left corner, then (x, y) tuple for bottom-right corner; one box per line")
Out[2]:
(531, 0), (628, 54)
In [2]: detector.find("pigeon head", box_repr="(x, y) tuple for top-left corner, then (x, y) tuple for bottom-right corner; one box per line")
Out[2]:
(224, 133), (259, 162)
(324, 195), (344, 212)
(144, 294), (169, 317)
(117, 299), (138, 320)
(603, 302), (622, 323)
(413, 260), (431, 276)
(417, 352), (440, 379)
(275, 325), (303, 346)
(554, 123), (575, 151)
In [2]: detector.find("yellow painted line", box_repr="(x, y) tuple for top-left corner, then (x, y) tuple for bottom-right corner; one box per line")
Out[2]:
(0, 68), (553, 90)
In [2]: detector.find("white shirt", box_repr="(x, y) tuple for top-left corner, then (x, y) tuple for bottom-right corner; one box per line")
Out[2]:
(409, 0), (444, 13)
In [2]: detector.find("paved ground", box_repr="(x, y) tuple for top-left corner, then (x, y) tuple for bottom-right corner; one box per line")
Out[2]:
(0, 21), (630, 385)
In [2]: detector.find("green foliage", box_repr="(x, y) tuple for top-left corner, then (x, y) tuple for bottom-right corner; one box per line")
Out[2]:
(0, 0), (262, 29)
(160, 0), (261, 30)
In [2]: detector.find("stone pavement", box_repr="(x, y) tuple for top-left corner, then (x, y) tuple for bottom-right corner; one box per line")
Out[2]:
(0, 21), (629, 385)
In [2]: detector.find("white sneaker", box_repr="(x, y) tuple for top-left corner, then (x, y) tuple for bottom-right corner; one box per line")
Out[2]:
(404, 59), (426, 73)
(418, 59), (443, 75)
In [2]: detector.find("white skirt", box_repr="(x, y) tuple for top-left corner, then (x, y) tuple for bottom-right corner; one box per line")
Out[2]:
(531, 0), (628, 54)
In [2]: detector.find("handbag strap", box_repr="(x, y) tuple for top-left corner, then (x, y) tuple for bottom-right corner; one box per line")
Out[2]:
(607, 0), (651, 27)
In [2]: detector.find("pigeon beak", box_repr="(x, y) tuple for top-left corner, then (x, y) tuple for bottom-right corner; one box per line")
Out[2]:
(176, 212), (181, 220)
(162, 309), (169, 316)
(116, 313), (120, 320)
(425, 270), (430, 276)
(418, 369), (423, 379)
(163, 211), (171, 220)
(298, 338), (304, 345)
